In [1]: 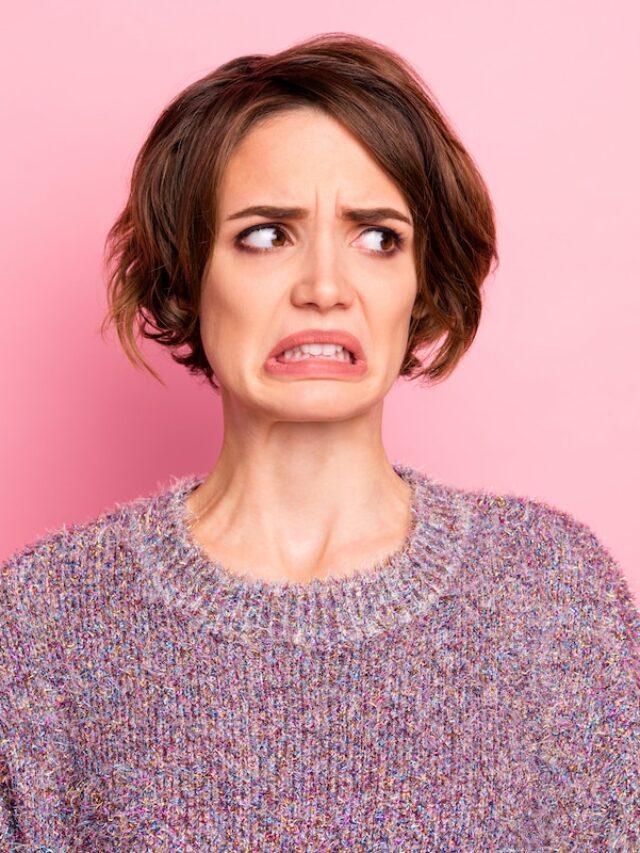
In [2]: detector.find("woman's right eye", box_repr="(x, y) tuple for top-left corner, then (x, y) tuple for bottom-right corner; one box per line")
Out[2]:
(235, 224), (289, 253)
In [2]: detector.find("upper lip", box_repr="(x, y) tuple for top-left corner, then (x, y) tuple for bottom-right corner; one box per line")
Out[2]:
(268, 328), (366, 362)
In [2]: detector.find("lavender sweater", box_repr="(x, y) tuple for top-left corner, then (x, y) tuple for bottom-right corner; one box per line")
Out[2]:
(1, 462), (638, 851)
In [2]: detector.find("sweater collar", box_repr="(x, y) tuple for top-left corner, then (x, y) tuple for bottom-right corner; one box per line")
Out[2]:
(133, 462), (472, 647)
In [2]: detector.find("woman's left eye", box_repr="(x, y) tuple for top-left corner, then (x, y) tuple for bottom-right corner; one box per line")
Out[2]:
(357, 227), (404, 255)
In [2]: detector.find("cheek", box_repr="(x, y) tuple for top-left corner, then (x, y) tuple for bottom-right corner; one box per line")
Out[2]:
(199, 261), (248, 341)
(199, 270), (271, 373)
(375, 272), (418, 322)
(383, 278), (417, 351)
(198, 270), (237, 371)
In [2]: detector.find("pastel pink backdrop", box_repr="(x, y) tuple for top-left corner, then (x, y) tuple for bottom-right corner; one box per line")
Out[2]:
(1, 2), (638, 602)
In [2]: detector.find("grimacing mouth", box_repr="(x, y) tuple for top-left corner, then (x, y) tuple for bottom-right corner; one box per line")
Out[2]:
(275, 345), (357, 363)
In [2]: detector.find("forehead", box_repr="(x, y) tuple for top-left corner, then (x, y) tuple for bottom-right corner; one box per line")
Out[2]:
(217, 107), (410, 212)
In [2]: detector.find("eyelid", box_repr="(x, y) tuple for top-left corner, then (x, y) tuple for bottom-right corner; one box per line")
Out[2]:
(235, 222), (289, 242)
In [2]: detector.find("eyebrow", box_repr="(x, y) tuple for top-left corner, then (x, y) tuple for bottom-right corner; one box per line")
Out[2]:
(225, 204), (413, 226)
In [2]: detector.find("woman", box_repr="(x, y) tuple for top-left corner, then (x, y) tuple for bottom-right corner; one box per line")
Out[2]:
(1, 31), (638, 851)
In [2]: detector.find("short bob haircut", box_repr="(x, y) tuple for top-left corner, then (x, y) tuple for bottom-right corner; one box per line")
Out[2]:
(102, 31), (499, 391)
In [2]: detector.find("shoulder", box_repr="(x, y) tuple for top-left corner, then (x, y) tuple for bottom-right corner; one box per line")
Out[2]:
(422, 471), (583, 561)
(468, 479), (585, 550)
(460, 479), (639, 638)
(0, 480), (184, 703)
(0, 481), (173, 619)
(2, 499), (127, 584)
(458, 476), (619, 570)
(431, 473), (637, 612)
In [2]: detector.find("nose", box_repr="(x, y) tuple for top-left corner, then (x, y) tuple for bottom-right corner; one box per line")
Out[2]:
(290, 221), (355, 312)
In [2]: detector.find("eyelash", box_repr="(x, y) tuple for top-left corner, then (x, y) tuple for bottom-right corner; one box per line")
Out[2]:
(234, 223), (405, 257)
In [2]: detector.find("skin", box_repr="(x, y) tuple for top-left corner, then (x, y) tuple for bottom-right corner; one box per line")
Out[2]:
(185, 106), (419, 585)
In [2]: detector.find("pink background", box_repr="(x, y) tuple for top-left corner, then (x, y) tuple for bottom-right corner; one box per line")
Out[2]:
(1, 2), (638, 602)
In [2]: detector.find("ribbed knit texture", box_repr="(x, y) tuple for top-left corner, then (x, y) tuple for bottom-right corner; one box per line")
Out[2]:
(0, 461), (639, 851)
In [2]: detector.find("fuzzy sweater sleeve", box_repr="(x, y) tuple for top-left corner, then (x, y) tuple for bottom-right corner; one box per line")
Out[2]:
(0, 552), (29, 850)
(531, 510), (640, 849)
(0, 534), (75, 852)
(0, 754), (20, 849)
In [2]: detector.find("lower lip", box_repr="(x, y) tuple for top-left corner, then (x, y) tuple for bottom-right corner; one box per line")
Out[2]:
(264, 354), (368, 377)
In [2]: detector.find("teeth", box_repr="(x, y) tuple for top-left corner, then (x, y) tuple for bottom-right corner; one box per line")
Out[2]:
(279, 343), (354, 362)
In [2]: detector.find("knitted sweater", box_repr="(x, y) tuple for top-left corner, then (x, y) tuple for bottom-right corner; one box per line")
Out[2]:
(0, 462), (638, 852)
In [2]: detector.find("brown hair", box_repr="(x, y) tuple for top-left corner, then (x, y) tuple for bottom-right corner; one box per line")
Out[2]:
(101, 31), (499, 391)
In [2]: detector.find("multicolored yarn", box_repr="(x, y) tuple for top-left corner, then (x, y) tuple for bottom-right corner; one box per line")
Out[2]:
(0, 461), (638, 851)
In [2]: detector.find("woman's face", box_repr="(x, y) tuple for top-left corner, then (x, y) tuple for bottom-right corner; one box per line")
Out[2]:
(200, 106), (418, 420)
